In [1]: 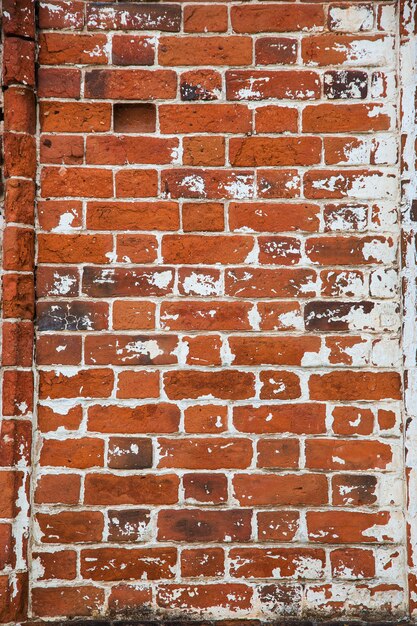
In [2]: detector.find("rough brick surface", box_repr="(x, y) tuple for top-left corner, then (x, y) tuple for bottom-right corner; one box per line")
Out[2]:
(1, 0), (417, 623)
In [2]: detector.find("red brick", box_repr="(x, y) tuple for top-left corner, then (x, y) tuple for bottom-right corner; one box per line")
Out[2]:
(115, 170), (158, 198)
(183, 473), (228, 504)
(158, 509), (252, 543)
(86, 3), (181, 31)
(183, 137), (225, 166)
(184, 5), (228, 33)
(163, 370), (255, 400)
(39, 33), (108, 65)
(40, 438), (104, 469)
(255, 106), (299, 133)
(39, 368), (114, 399)
(228, 335), (321, 365)
(81, 547), (176, 581)
(259, 371), (302, 400)
(159, 104), (251, 133)
(38, 234), (112, 264)
(256, 38), (298, 65)
(229, 202), (319, 232)
(87, 403), (180, 434)
(303, 169), (396, 199)
(303, 103), (392, 132)
(86, 135), (178, 165)
(157, 584), (253, 612)
(157, 437), (252, 469)
(0, 471), (19, 518)
(114, 102), (156, 133)
(38, 0), (84, 30)
(38, 405), (82, 433)
(181, 548), (225, 577)
(3, 0), (35, 37)
(162, 234), (254, 265)
(40, 135), (84, 165)
(184, 334), (222, 367)
(36, 332), (82, 364)
(32, 587), (104, 618)
(331, 548), (375, 578)
(32, 550), (77, 581)
(159, 36), (252, 66)
(82, 267), (175, 298)
(40, 102), (111, 132)
(35, 474), (81, 505)
(231, 5), (325, 33)
(257, 511), (300, 542)
(4, 179), (35, 224)
(332, 474), (378, 507)
(233, 473), (328, 506)
(84, 69), (177, 99)
(307, 235), (395, 264)
(41, 167), (113, 198)
(107, 509), (151, 543)
(37, 68), (81, 98)
(161, 301), (252, 331)
(184, 405), (228, 434)
(2, 274), (35, 320)
(3, 37), (35, 86)
(112, 35), (155, 65)
(3, 370), (33, 416)
(225, 268), (317, 298)
(182, 202), (225, 231)
(332, 406), (374, 436)
(85, 334), (178, 365)
(0, 420), (31, 468)
(307, 511), (393, 543)
(257, 439), (300, 469)
(36, 511), (104, 543)
(108, 585), (152, 611)
(37, 200), (82, 232)
(302, 34), (393, 66)
(108, 437), (152, 470)
(229, 137), (321, 166)
(4, 87), (36, 133)
(257, 169), (301, 198)
(162, 168), (255, 200)
(84, 474), (179, 505)
(227, 70), (320, 100)
(2, 322), (33, 366)
(180, 69), (222, 101)
(229, 547), (325, 578)
(3, 133), (36, 178)
(306, 439), (392, 470)
(112, 301), (156, 330)
(233, 404), (326, 434)
(87, 201), (178, 230)
(309, 371), (402, 400)
(117, 371), (160, 399)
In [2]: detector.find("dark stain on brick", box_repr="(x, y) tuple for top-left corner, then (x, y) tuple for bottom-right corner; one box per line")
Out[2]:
(108, 437), (153, 470)
(107, 509), (151, 542)
(37, 301), (108, 331)
(324, 71), (368, 99)
(304, 300), (374, 331)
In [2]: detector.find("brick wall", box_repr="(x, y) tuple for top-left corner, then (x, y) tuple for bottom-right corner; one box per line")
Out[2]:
(1, 0), (416, 622)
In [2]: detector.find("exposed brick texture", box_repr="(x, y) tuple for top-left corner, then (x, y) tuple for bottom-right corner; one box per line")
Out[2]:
(1, 0), (417, 623)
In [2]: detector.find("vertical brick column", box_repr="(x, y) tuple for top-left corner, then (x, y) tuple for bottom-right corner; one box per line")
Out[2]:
(400, 0), (417, 618)
(0, 0), (36, 621)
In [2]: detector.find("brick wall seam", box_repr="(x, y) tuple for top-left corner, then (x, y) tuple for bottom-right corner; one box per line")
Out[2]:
(400, 0), (417, 616)
(0, 0), (37, 622)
